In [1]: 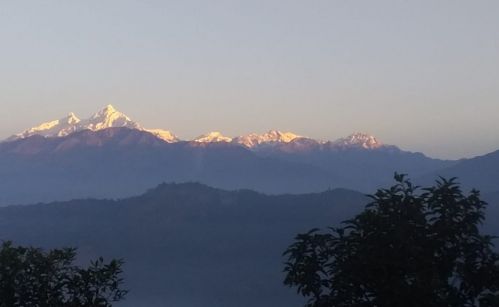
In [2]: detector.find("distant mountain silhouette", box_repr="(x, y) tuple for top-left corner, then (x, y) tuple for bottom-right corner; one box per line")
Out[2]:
(418, 149), (499, 193)
(253, 138), (455, 192)
(0, 127), (454, 205)
(0, 128), (337, 205)
(0, 183), (368, 307)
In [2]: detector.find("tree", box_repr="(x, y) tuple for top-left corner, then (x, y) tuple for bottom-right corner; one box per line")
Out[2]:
(0, 241), (127, 306)
(284, 174), (499, 307)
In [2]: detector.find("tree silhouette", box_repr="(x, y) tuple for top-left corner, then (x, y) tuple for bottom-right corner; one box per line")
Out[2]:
(284, 174), (499, 307)
(0, 241), (127, 306)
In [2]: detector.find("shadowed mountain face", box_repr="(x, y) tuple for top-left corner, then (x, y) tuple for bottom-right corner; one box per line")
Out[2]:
(0, 127), (452, 205)
(0, 128), (337, 205)
(254, 141), (455, 192)
(0, 183), (368, 307)
(418, 150), (499, 194)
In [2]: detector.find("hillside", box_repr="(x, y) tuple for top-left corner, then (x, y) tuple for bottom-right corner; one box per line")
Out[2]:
(0, 183), (368, 307)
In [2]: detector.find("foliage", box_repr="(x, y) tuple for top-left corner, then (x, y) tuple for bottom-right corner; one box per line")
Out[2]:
(0, 241), (127, 307)
(284, 174), (499, 307)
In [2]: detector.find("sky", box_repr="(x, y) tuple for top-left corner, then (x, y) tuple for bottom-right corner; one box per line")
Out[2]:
(0, 1), (498, 159)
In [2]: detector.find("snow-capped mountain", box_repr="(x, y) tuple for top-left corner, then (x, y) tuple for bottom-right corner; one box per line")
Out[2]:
(329, 132), (383, 150)
(144, 129), (179, 143)
(232, 130), (301, 148)
(7, 112), (81, 141)
(0, 110), (457, 205)
(6, 105), (389, 150)
(232, 131), (388, 151)
(0, 125), (455, 205)
(8, 105), (179, 143)
(79, 104), (140, 131)
(194, 132), (232, 143)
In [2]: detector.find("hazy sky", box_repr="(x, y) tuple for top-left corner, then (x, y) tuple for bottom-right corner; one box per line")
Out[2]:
(0, 1), (498, 159)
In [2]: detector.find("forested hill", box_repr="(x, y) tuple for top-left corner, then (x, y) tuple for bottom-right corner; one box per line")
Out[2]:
(0, 183), (367, 307)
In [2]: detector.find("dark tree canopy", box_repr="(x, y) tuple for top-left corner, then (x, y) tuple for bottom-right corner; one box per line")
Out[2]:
(0, 241), (127, 307)
(284, 175), (499, 307)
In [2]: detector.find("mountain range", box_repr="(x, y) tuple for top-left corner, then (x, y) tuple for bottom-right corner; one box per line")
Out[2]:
(0, 105), (497, 205)
(0, 105), (498, 306)
(7, 104), (395, 150)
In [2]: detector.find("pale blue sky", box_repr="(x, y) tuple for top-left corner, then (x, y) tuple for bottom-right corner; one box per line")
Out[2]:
(0, 1), (498, 159)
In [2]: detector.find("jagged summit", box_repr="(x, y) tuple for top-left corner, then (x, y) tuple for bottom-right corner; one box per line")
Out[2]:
(233, 130), (301, 148)
(82, 104), (141, 131)
(101, 104), (116, 113)
(331, 132), (382, 149)
(144, 129), (179, 143)
(7, 105), (176, 142)
(194, 132), (232, 143)
(8, 113), (82, 141)
(66, 112), (80, 124)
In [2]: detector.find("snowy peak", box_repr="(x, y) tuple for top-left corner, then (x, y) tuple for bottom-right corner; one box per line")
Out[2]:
(65, 112), (81, 125)
(233, 130), (301, 148)
(99, 104), (116, 114)
(194, 132), (232, 143)
(145, 129), (179, 143)
(82, 104), (141, 131)
(331, 132), (382, 149)
(264, 130), (300, 142)
(7, 105), (170, 142)
(8, 113), (82, 140)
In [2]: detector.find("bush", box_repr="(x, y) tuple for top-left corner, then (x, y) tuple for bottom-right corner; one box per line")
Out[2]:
(0, 242), (127, 307)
